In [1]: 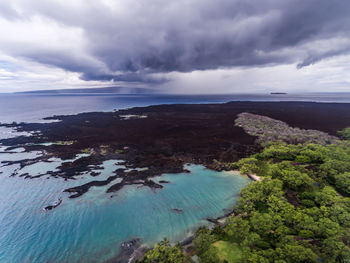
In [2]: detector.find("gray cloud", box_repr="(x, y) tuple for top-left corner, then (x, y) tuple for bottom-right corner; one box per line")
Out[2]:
(0, 0), (350, 83)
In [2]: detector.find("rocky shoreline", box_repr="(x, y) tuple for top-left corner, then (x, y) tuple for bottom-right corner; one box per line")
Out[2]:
(1, 101), (350, 198)
(112, 208), (238, 263)
(2, 101), (350, 262)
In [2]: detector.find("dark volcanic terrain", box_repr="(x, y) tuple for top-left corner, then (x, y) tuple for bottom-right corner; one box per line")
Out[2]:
(1, 101), (350, 197)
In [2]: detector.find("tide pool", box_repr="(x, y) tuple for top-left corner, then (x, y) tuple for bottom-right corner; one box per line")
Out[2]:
(0, 158), (250, 263)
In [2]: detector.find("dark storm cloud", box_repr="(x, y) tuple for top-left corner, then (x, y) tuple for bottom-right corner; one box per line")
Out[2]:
(81, 71), (167, 84)
(1, 0), (350, 82)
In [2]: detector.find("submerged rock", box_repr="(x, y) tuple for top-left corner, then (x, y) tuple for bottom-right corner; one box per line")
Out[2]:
(171, 208), (184, 214)
(112, 238), (142, 263)
(43, 197), (62, 211)
(159, 180), (170, 184)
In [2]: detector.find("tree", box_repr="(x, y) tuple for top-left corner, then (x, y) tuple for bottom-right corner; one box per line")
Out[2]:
(241, 232), (262, 248)
(338, 127), (350, 140)
(315, 186), (338, 206)
(320, 237), (348, 262)
(144, 142), (350, 263)
(193, 227), (220, 263)
(250, 212), (276, 237)
(237, 178), (284, 213)
(316, 218), (342, 238)
(276, 243), (317, 263)
(335, 172), (350, 194)
(198, 246), (220, 263)
(269, 162), (314, 191)
(241, 251), (270, 263)
(142, 238), (187, 263)
(237, 157), (260, 175)
(225, 216), (250, 243)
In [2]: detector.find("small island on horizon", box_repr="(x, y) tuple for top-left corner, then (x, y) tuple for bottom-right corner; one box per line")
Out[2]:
(1, 0), (350, 262)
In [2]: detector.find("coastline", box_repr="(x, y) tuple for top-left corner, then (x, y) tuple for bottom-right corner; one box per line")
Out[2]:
(123, 208), (241, 263)
(110, 169), (251, 263)
(246, 173), (262, 181)
(2, 101), (350, 262)
(2, 101), (350, 191)
(223, 170), (261, 181)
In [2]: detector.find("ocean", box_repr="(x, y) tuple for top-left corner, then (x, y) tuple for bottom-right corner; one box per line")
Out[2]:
(0, 92), (349, 262)
(1, 92), (350, 124)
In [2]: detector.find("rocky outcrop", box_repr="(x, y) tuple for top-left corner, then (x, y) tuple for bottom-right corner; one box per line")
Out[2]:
(235, 112), (339, 145)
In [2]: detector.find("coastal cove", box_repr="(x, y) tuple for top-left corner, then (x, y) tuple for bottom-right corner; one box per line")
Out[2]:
(0, 162), (249, 263)
(1, 96), (350, 262)
(2, 0), (350, 260)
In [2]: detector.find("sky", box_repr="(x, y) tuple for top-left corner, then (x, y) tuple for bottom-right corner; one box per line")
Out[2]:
(0, 0), (350, 93)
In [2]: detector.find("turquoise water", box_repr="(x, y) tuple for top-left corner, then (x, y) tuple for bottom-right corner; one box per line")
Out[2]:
(2, 93), (349, 262)
(0, 94), (257, 262)
(0, 155), (250, 263)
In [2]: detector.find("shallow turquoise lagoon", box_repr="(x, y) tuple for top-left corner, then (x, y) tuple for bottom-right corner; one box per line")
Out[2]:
(0, 159), (250, 263)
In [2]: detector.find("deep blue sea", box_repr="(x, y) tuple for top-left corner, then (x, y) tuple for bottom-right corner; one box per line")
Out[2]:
(0, 92), (349, 262)
(1, 92), (350, 124)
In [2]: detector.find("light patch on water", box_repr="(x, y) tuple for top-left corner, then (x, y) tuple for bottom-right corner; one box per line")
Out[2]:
(119, 114), (147, 120)
(19, 159), (61, 177)
(0, 146), (26, 153)
(124, 167), (149, 172)
(0, 150), (42, 163)
(38, 142), (55, 146)
(0, 126), (33, 140)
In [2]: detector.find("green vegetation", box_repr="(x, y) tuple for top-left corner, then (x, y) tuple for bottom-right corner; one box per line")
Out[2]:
(193, 227), (221, 263)
(222, 142), (350, 262)
(142, 139), (350, 262)
(338, 127), (350, 140)
(139, 238), (187, 263)
(115, 149), (124, 154)
(237, 142), (350, 195)
(227, 142), (350, 262)
(56, 140), (74, 146)
(82, 148), (91, 154)
(213, 241), (242, 263)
